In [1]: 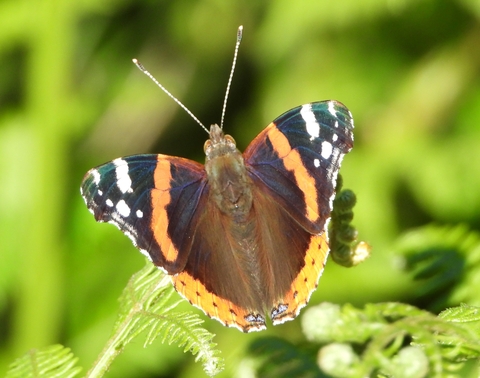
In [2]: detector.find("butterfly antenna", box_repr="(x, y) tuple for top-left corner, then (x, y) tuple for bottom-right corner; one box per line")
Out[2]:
(220, 25), (243, 129)
(132, 58), (209, 133)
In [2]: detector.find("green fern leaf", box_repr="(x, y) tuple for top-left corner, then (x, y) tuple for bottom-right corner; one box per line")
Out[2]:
(86, 262), (224, 377)
(295, 302), (480, 377)
(6, 344), (81, 378)
(440, 303), (480, 325)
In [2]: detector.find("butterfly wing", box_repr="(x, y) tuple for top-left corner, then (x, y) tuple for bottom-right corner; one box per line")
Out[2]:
(243, 100), (354, 324)
(81, 154), (207, 273)
(82, 154), (267, 331)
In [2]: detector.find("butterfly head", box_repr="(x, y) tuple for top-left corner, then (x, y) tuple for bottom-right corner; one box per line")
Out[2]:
(204, 124), (238, 161)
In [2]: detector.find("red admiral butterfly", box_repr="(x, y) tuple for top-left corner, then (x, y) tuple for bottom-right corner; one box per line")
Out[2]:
(81, 27), (354, 332)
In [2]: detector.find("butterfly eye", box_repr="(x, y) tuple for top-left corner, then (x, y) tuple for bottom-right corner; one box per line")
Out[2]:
(204, 139), (212, 154)
(224, 134), (236, 147)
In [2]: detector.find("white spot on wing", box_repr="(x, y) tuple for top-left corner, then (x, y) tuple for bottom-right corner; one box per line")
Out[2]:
(326, 150), (345, 210)
(348, 110), (354, 127)
(328, 101), (336, 117)
(91, 169), (101, 185)
(97, 189), (103, 196)
(321, 141), (333, 159)
(301, 104), (320, 140)
(106, 199), (114, 207)
(116, 199), (131, 217)
(314, 158), (320, 168)
(136, 209), (143, 218)
(332, 133), (338, 142)
(113, 158), (133, 194)
(325, 149), (341, 179)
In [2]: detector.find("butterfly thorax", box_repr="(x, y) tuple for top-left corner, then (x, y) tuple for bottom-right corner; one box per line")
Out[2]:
(204, 124), (253, 221)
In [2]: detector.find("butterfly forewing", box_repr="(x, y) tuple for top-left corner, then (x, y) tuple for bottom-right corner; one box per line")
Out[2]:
(81, 154), (207, 272)
(244, 101), (354, 233)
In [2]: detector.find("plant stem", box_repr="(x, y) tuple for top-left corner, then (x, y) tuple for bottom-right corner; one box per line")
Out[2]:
(84, 273), (170, 378)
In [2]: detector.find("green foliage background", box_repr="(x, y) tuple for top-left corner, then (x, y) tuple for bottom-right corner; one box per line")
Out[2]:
(1, 0), (480, 376)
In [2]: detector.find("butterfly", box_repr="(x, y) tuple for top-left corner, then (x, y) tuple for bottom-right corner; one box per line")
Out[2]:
(80, 27), (354, 332)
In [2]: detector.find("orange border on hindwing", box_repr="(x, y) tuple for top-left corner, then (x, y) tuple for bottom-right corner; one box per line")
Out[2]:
(272, 232), (329, 324)
(172, 271), (267, 332)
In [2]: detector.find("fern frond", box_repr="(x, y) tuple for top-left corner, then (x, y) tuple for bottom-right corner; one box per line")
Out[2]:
(86, 261), (224, 377)
(6, 344), (81, 378)
(329, 174), (371, 267)
(245, 302), (480, 377)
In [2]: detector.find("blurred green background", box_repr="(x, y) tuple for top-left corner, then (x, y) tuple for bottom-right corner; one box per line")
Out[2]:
(1, 0), (480, 376)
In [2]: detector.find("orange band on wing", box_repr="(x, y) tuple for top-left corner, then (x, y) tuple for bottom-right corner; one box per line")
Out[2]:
(267, 125), (319, 223)
(173, 271), (267, 332)
(151, 157), (179, 264)
(271, 232), (329, 324)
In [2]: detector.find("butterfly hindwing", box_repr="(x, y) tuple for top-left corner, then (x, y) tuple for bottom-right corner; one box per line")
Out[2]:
(173, 173), (325, 332)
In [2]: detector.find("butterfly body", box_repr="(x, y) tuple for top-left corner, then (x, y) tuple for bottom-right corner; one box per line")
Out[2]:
(204, 124), (253, 221)
(81, 101), (354, 332)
